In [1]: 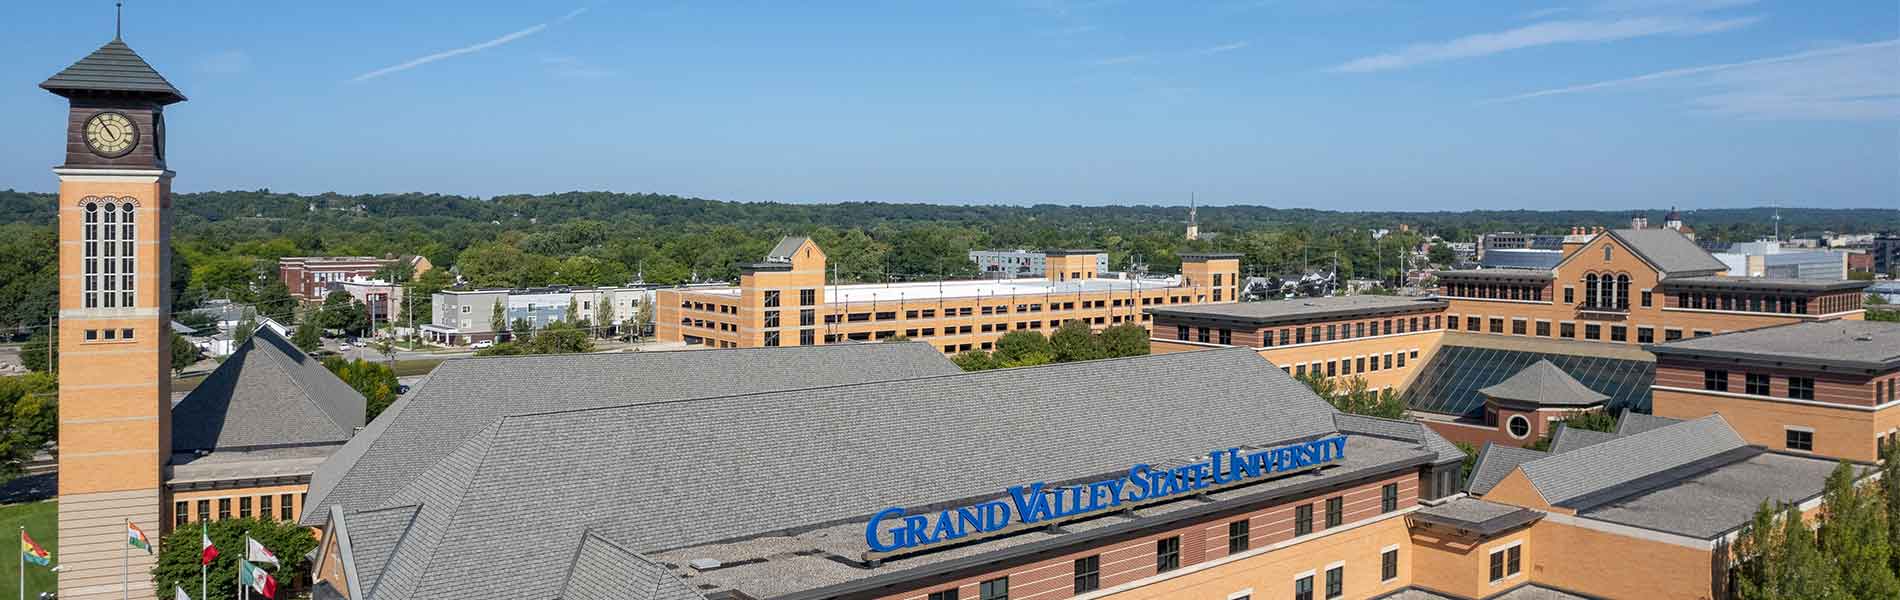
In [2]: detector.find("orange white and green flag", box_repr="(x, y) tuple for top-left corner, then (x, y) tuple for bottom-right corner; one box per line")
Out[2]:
(128, 521), (153, 554)
(21, 529), (50, 566)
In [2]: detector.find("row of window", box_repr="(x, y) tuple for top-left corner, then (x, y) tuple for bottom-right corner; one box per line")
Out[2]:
(923, 483), (1403, 599)
(1449, 313), (1708, 344)
(1443, 281), (1545, 303)
(1674, 291), (1813, 315)
(82, 328), (136, 343)
(1702, 370), (1816, 401)
(81, 200), (137, 310)
(174, 492), (303, 526)
(1288, 351), (1419, 380)
(1198, 314), (1441, 349)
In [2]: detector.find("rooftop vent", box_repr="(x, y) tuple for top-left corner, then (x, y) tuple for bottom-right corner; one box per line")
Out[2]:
(688, 558), (723, 572)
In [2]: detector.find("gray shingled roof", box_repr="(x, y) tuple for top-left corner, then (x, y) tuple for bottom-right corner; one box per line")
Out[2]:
(302, 343), (960, 524)
(1519, 414), (1745, 507)
(172, 326), (364, 451)
(1467, 444), (1546, 496)
(1647, 320), (1900, 371)
(1577, 449), (1852, 539)
(1477, 359), (1610, 407)
(40, 38), (186, 103)
(339, 505), (419, 599)
(1150, 295), (1446, 327)
(1615, 412), (1682, 436)
(345, 348), (1343, 600)
(1547, 425), (1620, 454)
(1609, 228), (1728, 276)
(560, 533), (706, 600)
(765, 236), (809, 262)
(1333, 413), (1465, 465)
(1410, 497), (1543, 536)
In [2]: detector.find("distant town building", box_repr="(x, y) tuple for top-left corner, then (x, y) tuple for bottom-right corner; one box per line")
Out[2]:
(1874, 233), (1900, 276)
(966, 249), (1108, 278)
(1475, 232), (1562, 261)
(420, 285), (656, 345)
(1713, 240), (1850, 280)
(1478, 248), (1562, 271)
(279, 255), (432, 302)
(660, 237), (1239, 353)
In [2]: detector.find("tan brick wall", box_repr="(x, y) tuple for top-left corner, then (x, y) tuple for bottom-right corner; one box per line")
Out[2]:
(1527, 519), (1717, 600)
(1653, 387), (1889, 462)
(1409, 528), (1531, 599)
(168, 483), (311, 532)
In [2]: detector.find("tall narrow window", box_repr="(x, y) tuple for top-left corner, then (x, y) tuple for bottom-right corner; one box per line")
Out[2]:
(1296, 504), (1314, 535)
(980, 577), (1008, 600)
(1073, 556), (1100, 593)
(1156, 536), (1181, 572)
(1326, 496), (1344, 528)
(260, 495), (273, 521)
(82, 200), (137, 309)
(1228, 520), (1251, 553)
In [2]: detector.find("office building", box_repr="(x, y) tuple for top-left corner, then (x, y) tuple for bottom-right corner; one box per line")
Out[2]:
(657, 238), (1240, 353)
(279, 255), (432, 302)
(420, 285), (656, 345)
(1148, 295), (1448, 394)
(969, 249), (1110, 278)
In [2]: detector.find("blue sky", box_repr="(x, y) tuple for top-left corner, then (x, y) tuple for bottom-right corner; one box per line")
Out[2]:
(1, 1), (1894, 209)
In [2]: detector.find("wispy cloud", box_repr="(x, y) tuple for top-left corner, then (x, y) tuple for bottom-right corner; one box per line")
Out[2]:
(351, 7), (588, 82)
(1485, 39), (1900, 119)
(1091, 41), (1250, 66)
(1332, 15), (1759, 73)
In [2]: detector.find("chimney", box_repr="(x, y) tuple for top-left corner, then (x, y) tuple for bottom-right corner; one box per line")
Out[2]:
(1562, 226), (1593, 261)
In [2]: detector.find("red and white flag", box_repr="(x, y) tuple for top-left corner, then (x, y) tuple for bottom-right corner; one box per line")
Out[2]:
(246, 536), (279, 567)
(200, 528), (218, 565)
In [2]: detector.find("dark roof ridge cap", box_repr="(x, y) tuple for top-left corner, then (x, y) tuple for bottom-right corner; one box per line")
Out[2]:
(483, 346), (1266, 424)
(393, 421), (506, 599)
(558, 528), (678, 600)
(1560, 445), (1762, 513)
(358, 504), (421, 600)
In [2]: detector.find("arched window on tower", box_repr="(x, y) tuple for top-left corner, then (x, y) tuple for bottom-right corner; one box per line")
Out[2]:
(1617, 275), (1631, 310)
(1585, 274), (1599, 309)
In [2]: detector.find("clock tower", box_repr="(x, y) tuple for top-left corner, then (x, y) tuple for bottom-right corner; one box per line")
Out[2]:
(41, 28), (185, 600)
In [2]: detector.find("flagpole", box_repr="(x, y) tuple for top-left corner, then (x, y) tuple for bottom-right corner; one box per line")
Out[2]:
(122, 518), (129, 600)
(200, 522), (206, 600)
(18, 525), (23, 600)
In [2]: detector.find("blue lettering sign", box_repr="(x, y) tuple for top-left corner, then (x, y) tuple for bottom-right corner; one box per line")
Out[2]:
(865, 434), (1349, 552)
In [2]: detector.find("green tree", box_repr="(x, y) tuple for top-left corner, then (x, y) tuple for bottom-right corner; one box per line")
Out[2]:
(252, 278), (296, 325)
(0, 373), (57, 484)
(152, 518), (317, 600)
(1733, 501), (1849, 600)
(633, 298), (655, 339)
(1815, 462), (1899, 598)
(565, 296), (581, 324)
(321, 357), (399, 421)
(1049, 320), (1105, 362)
(1427, 243), (1456, 266)
(490, 300), (507, 337)
(951, 350), (999, 371)
(20, 327), (54, 373)
(316, 291), (369, 335)
(1561, 410), (1617, 433)
(993, 330), (1054, 367)
(528, 320), (594, 354)
(169, 333), (200, 375)
(373, 257), (416, 283)
(233, 311), (258, 348)
(1883, 437), (1900, 575)
(291, 320), (322, 353)
(1098, 323), (1151, 358)
(594, 298), (615, 339)
(1296, 372), (1407, 419)
(1453, 441), (1478, 480)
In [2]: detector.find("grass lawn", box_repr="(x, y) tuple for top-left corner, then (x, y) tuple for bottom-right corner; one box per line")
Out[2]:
(391, 359), (444, 378)
(0, 501), (58, 596)
(172, 374), (208, 393)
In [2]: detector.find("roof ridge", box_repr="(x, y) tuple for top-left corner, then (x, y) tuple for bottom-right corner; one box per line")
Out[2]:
(250, 328), (356, 439)
(489, 346), (1263, 422)
(358, 504), (421, 600)
(429, 339), (945, 366)
(400, 420), (505, 599)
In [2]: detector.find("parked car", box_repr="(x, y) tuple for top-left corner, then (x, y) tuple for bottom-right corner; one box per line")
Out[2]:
(472, 339), (495, 349)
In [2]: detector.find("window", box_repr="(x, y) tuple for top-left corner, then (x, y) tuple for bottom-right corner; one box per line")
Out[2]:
(1638, 327), (1654, 344)
(1694, 329), (1713, 338)
(1325, 496), (1344, 528)
(1326, 566), (1344, 599)
(764, 290), (780, 308)
(928, 590), (959, 600)
(1295, 574), (1314, 600)
(218, 498), (231, 520)
(1603, 244), (1613, 261)
(1466, 316), (1479, 331)
(1326, 361), (1336, 377)
(81, 200), (136, 309)
(1746, 373), (1771, 396)
(1512, 320), (1526, 335)
(1788, 377), (1815, 400)
(1786, 428), (1814, 451)
(1702, 369), (1729, 391)
(763, 331), (780, 347)
(1560, 322), (1575, 339)
(1564, 287), (1575, 304)
(1156, 536), (1181, 572)
(1665, 328), (1683, 341)
(1489, 318), (1504, 334)
(1073, 555), (1100, 593)
(1381, 483), (1399, 513)
(980, 577), (1008, 600)
(800, 329), (815, 346)
(260, 495), (273, 521)
(1296, 504), (1314, 535)
(1641, 290), (1653, 307)
(1610, 325), (1627, 342)
(800, 289), (815, 305)
(1382, 548), (1399, 581)
(1585, 324), (1601, 340)
(174, 501), (188, 526)
(1220, 329), (1232, 345)
(1355, 357), (1366, 373)
(1489, 544), (1522, 582)
(1198, 327), (1211, 343)
(1228, 520), (1250, 554)
(1178, 325), (1190, 341)
(281, 494), (295, 520)
(763, 310), (780, 328)
(1507, 415), (1531, 439)
(1535, 321), (1550, 337)
(239, 497), (252, 519)
(197, 500), (210, 523)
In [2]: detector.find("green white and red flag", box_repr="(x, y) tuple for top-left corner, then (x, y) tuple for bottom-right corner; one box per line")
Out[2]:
(239, 559), (277, 599)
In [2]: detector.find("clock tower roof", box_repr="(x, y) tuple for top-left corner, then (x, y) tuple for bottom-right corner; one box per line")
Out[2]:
(40, 38), (186, 104)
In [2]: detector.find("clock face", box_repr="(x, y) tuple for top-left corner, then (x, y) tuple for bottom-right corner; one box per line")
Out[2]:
(84, 112), (139, 158)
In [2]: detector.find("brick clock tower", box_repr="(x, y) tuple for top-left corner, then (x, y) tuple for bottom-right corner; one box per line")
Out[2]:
(40, 28), (185, 600)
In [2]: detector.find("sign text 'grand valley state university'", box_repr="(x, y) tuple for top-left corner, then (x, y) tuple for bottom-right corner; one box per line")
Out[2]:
(866, 434), (1349, 553)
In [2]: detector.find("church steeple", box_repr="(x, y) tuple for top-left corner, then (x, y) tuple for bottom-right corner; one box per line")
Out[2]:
(1186, 193), (1201, 241)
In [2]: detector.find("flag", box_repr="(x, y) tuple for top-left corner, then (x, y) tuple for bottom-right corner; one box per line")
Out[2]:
(20, 530), (50, 566)
(174, 585), (192, 600)
(128, 521), (153, 554)
(200, 528), (218, 565)
(239, 560), (277, 599)
(245, 536), (279, 567)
